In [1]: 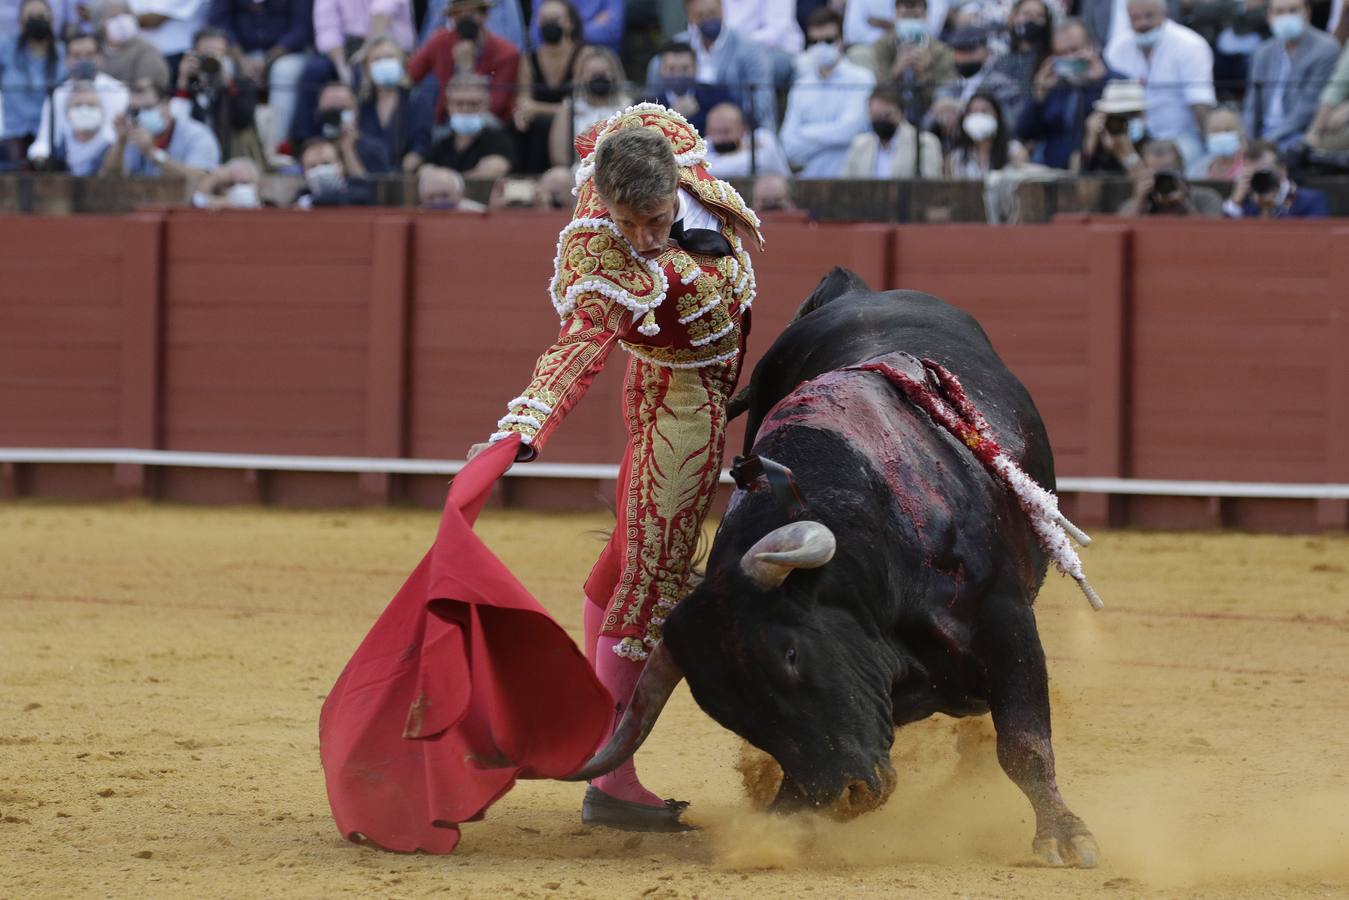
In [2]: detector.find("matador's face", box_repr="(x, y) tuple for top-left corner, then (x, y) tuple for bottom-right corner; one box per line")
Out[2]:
(606, 193), (679, 259)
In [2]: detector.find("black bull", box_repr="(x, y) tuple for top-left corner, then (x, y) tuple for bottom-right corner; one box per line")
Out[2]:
(565, 268), (1099, 867)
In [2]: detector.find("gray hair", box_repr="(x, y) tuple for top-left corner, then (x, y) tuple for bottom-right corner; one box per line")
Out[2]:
(593, 128), (679, 214)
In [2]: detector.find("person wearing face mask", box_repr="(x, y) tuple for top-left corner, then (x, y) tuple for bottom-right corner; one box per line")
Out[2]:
(27, 32), (130, 169)
(93, 0), (170, 90)
(780, 8), (875, 176)
(0, 0), (64, 163)
(871, 0), (955, 125)
(101, 76), (221, 184)
(206, 0), (312, 156)
(1117, 138), (1223, 215)
(1242, 0), (1339, 152)
(842, 84), (942, 177)
(1102, 0), (1214, 163)
(530, 0), (620, 53)
(641, 42), (733, 135)
(946, 91), (1020, 176)
(1186, 105), (1248, 178)
(991, 0), (1052, 117)
(427, 71), (514, 175)
(293, 136), (375, 206)
(417, 0), (527, 51)
(191, 156), (265, 208)
(931, 26), (1026, 126)
(702, 99), (790, 176)
(1223, 139), (1328, 216)
(357, 36), (433, 173)
(409, 0), (520, 126)
(1016, 18), (1116, 169)
(548, 43), (629, 166)
(37, 80), (111, 173)
(175, 26), (259, 159)
(313, 80), (391, 173)
(1081, 78), (1149, 172)
(644, 0), (777, 130)
(513, 0), (580, 172)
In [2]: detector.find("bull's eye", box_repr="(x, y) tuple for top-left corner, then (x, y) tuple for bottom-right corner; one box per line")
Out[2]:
(785, 647), (797, 666)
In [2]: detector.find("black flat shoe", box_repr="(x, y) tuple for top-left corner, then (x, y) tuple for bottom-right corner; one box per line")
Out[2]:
(580, 786), (695, 832)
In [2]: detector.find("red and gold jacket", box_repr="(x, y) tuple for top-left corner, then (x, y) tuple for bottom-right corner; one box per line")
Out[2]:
(488, 103), (765, 459)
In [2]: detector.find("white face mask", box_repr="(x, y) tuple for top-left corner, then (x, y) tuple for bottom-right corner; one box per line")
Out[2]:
(105, 13), (140, 44)
(805, 40), (841, 71)
(305, 162), (345, 194)
(67, 103), (103, 133)
(369, 57), (404, 87)
(226, 182), (260, 209)
(962, 110), (998, 141)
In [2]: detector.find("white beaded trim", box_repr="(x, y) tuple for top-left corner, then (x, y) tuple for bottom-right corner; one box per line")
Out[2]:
(489, 431), (534, 444)
(496, 413), (542, 430)
(548, 217), (670, 333)
(572, 102), (708, 193)
(679, 266), (701, 286)
(689, 319), (736, 347)
(677, 297), (720, 324)
(612, 636), (648, 661)
(507, 396), (553, 416)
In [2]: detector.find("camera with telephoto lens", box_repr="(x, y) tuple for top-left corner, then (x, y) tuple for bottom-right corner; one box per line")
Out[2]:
(317, 108), (345, 140)
(1151, 170), (1181, 197)
(1104, 113), (1131, 136)
(1249, 169), (1278, 195)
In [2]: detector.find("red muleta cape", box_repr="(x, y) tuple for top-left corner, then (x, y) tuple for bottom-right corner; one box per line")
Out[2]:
(318, 436), (614, 853)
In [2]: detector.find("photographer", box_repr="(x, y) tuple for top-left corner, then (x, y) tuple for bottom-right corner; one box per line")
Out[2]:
(100, 76), (221, 186)
(176, 27), (258, 159)
(870, 0), (955, 125)
(312, 80), (391, 175)
(1223, 140), (1329, 217)
(1117, 138), (1223, 216)
(1017, 18), (1115, 170)
(1081, 79), (1148, 174)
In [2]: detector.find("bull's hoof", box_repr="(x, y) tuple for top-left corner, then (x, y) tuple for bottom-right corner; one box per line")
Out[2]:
(1032, 821), (1099, 868)
(581, 786), (696, 833)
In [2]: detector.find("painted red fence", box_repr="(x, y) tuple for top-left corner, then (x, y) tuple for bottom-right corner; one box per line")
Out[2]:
(2, 210), (1346, 530)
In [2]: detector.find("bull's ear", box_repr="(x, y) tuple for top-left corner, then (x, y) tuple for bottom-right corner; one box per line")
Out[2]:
(741, 521), (836, 589)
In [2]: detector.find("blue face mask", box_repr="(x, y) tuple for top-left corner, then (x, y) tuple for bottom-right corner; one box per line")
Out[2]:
(1133, 25), (1162, 48)
(1127, 116), (1146, 143)
(369, 57), (404, 87)
(1269, 13), (1305, 41)
(1206, 130), (1240, 157)
(895, 18), (927, 43)
(665, 74), (696, 96)
(697, 17), (722, 42)
(137, 106), (167, 137)
(450, 112), (485, 135)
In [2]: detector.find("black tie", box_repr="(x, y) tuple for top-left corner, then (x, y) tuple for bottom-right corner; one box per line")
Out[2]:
(668, 218), (733, 257)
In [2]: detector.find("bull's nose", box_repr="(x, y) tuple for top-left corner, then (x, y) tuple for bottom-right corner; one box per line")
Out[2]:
(826, 761), (897, 821)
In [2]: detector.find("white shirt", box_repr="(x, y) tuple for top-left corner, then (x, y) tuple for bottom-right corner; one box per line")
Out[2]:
(1104, 19), (1215, 153)
(27, 73), (130, 164)
(1108, 0), (1133, 49)
(780, 58), (875, 177)
(1330, 0), (1344, 33)
(704, 128), (792, 178)
(677, 187), (722, 232)
(842, 0), (894, 47)
(691, 28), (729, 83)
(723, 0), (804, 53)
(129, 0), (208, 58)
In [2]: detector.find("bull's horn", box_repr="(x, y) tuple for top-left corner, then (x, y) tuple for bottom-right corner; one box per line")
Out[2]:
(559, 642), (684, 782)
(741, 520), (836, 589)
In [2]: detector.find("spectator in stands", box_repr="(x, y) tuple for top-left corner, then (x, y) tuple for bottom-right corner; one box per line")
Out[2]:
(843, 0), (899, 48)
(418, 162), (486, 208)
(409, 0), (519, 126)
(314, 79), (387, 172)
(722, 0), (803, 88)
(548, 43), (628, 166)
(176, 26), (258, 159)
(870, 0), (955, 125)
(1081, 78), (1148, 172)
(513, 0), (580, 173)
(358, 35), (432, 172)
(781, 8), (875, 176)
(1118, 137), (1223, 214)
(423, 0), (527, 52)
(1017, 17), (1114, 169)
(0, 0), (65, 164)
(127, 0), (208, 74)
(100, 76), (221, 183)
(1304, 42), (1349, 150)
(644, 42), (733, 135)
(1224, 139), (1329, 215)
(1243, 0), (1340, 151)
(947, 91), (1025, 177)
(647, 0), (777, 130)
(192, 155), (264, 207)
(1187, 104), (1247, 177)
(1103, 0), (1214, 162)
(842, 84), (941, 176)
(527, 0), (620, 53)
(31, 79), (112, 172)
(207, 0), (312, 156)
(426, 71), (514, 175)
(703, 98), (791, 176)
(94, 1), (170, 90)
(932, 25), (1026, 124)
(991, 0), (1052, 117)
(752, 171), (797, 210)
(0, 0), (74, 40)
(293, 134), (375, 205)
(28, 32), (130, 169)
(532, 163), (571, 207)
(927, 93), (963, 153)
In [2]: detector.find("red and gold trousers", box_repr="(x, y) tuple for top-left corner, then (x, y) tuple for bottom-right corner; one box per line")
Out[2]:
(582, 355), (740, 661)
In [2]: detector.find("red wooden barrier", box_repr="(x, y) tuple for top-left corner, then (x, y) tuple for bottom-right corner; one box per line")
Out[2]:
(2, 211), (1346, 530)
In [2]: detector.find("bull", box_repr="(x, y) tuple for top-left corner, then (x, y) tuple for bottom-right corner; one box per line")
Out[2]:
(565, 268), (1099, 867)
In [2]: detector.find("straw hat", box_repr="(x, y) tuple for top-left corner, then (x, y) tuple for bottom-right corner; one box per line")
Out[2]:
(1093, 80), (1146, 114)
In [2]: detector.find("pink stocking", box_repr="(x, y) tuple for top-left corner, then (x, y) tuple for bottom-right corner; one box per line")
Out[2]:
(582, 596), (604, 668)
(590, 635), (663, 807)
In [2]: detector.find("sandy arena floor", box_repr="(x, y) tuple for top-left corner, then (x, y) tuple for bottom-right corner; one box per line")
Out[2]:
(2, 501), (1348, 899)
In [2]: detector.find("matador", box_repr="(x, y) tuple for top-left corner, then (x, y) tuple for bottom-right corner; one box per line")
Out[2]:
(467, 103), (763, 831)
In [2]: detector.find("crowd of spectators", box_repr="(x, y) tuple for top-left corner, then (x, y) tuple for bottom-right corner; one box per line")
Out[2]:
(0, 0), (1343, 217)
